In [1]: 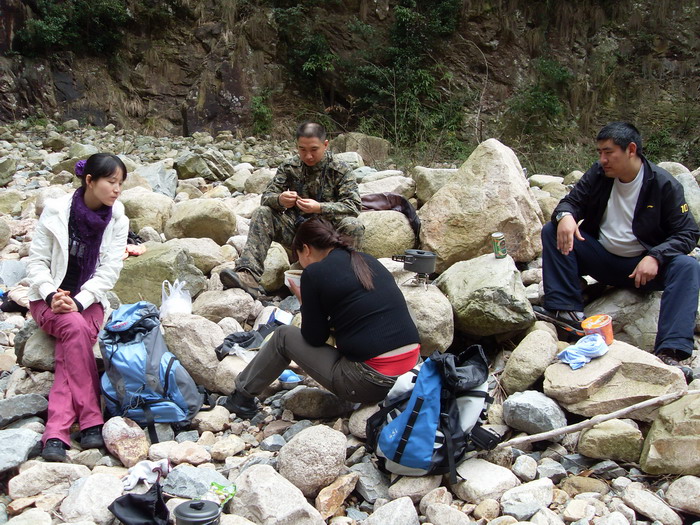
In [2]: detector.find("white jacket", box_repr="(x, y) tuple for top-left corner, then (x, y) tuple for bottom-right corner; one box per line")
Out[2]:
(27, 192), (129, 309)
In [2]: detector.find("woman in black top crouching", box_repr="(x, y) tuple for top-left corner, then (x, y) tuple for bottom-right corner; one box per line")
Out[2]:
(224, 218), (420, 418)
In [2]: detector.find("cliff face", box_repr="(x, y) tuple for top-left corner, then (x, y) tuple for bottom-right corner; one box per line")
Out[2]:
(1, 0), (698, 167)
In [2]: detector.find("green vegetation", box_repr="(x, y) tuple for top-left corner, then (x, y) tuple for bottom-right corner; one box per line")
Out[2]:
(251, 94), (273, 135)
(14, 0), (192, 56)
(272, 0), (469, 160)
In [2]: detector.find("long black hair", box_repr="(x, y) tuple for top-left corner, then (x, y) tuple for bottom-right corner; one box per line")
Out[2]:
(77, 153), (128, 187)
(291, 218), (375, 290)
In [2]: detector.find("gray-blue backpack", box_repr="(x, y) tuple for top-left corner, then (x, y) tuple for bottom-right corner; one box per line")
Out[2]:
(366, 346), (501, 483)
(99, 301), (204, 441)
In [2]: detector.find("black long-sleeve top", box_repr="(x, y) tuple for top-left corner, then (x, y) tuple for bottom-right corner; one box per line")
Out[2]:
(300, 248), (420, 361)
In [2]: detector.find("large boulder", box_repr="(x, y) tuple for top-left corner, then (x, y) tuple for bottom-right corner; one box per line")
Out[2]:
(0, 156), (16, 187)
(164, 199), (237, 244)
(114, 241), (207, 305)
(434, 254), (535, 337)
(419, 139), (543, 271)
(331, 132), (391, 165)
(398, 283), (453, 354)
(640, 392), (700, 475)
(132, 160), (178, 198)
(578, 419), (644, 463)
(259, 241), (290, 292)
(161, 313), (223, 393)
(409, 166), (457, 205)
(192, 289), (255, 324)
(359, 176), (416, 200)
(163, 238), (231, 274)
(244, 168), (276, 194)
(359, 210), (415, 259)
(675, 171), (700, 229)
(544, 340), (687, 421)
(120, 186), (174, 233)
(585, 289), (666, 351)
(501, 330), (558, 394)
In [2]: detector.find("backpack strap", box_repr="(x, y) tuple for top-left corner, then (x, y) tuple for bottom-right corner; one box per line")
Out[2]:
(141, 403), (160, 444)
(392, 397), (424, 464)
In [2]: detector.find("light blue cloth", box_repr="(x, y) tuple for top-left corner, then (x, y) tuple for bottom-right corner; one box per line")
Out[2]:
(557, 334), (609, 369)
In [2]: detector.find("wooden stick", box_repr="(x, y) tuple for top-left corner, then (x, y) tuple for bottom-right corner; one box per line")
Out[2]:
(495, 389), (700, 449)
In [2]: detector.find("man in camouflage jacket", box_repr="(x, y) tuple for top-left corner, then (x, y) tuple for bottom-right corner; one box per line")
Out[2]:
(220, 122), (364, 298)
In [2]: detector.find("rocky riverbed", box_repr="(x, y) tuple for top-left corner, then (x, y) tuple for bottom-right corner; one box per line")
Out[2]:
(1, 119), (700, 524)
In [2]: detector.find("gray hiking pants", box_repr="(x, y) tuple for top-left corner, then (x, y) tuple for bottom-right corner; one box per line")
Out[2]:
(234, 325), (401, 404)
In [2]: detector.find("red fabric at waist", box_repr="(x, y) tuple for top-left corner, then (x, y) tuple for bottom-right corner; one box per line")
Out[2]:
(365, 345), (420, 376)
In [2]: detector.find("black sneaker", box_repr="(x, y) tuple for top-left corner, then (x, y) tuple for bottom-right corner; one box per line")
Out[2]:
(80, 425), (104, 449)
(220, 269), (265, 300)
(533, 306), (585, 337)
(42, 438), (68, 462)
(655, 349), (694, 384)
(222, 390), (259, 419)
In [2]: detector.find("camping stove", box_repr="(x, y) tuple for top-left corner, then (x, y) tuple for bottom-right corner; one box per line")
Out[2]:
(392, 249), (436, 289)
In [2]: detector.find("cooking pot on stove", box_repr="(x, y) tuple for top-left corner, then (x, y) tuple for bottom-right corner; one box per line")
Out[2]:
(391, 249), (436, 275)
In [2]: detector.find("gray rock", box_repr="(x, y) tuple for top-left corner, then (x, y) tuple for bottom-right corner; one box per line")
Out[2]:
(621, 487), (681, 525)
(244, 168), (276, 194)
(0, 429), (42, 473)
(282, 420), (314, 442)
(260, 434), (286, 452)
(164, 198), (237, 245)
(502, 390), (567, 435)
(453, 457), (520, 503)
(59, 473), (123, 524)
(500, 478), (554, 521)
(434, 254), (535, 337)
(113, 241), (207, 305)
(536, 458), (568, 483)
(228, 464), (325, 524)
(8, 462), (91, 498)
(68, 143), (98, 158)
(192, 289), (255, 324)
(162, 465), (230, 499)
(4, 508), (52, 524)
(502, 330), (557, 394)
(349, 461), (390, 503)
(410, 166), (458, 205)
(133, 161), (178, 197)
(666, 475), (700, 515)
(0, 393), (48, 428)
(358, 210), (415, 259)
(331, 132), (390, 166)
(387, 474), (441, 504)
(419, 139), (543, 271)
(282, 387), (354, 419)
(578, 419), (643, 463)
(0, 156), (17, 187)
(278, 425), (347, 497)
(164, 237), (230, 274)
(531, 507), (566, 525)
(364, 496), (419, 525)
(359, 176), (416, 200)
(512, 454), (538, 482)
(120, 186), (174, 233)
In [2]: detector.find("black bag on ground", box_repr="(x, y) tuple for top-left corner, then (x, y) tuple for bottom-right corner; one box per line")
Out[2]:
(108, 481), (169, 525)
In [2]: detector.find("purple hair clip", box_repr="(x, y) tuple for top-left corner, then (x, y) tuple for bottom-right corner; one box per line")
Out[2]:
(74, 160), (87, 177)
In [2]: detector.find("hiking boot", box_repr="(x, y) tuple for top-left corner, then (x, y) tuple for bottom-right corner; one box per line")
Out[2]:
(533, 306), (585, 337)
(220, 269), (265, 300)
(42, 438), (68, 462)
(655, 349), (694, 383)
(222, 390), (259, 419)
(80, 425), (104, 449)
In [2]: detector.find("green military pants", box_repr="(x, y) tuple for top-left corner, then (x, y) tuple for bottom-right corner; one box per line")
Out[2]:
(234, 206), (364, 281)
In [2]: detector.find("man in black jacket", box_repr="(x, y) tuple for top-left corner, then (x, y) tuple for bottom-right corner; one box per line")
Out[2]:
(534, 122), (699, 381)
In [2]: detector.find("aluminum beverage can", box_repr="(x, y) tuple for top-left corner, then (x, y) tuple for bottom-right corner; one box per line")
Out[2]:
(491, 232), (507, 258)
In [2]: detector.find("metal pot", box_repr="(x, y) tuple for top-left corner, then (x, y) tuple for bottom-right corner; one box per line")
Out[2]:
(174, 500), (222, 525)
(391, 249), (436, 274)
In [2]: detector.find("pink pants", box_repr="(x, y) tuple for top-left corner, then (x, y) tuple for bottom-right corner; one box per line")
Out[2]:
(29, 300), (105, 446)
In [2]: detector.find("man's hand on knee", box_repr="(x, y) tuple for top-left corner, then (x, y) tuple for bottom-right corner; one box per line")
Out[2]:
(556, 215), (584, 255)
(629, 255), (659, 287)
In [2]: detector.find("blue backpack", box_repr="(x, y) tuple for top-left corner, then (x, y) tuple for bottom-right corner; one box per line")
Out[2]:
(366, 346), (500, 483)
(99, 302), (205, 441)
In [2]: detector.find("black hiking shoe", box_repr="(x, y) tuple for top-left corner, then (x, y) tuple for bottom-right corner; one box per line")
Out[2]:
(42, 439), (68, 462)
(220, 269), (265, 300)
(222, 391), (259, 419)
(655, 349), (694, 384)
(533, 306), (585, 337)
(80, 425), (104, 449)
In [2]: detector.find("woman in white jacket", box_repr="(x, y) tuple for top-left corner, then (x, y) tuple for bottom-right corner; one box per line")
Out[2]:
(26, 153), (129, 462)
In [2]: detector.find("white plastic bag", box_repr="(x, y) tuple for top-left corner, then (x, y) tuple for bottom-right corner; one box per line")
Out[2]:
(160, 279), (192, 317)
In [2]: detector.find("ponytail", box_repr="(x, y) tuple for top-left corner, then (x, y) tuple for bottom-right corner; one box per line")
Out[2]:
(292, 218), (375, 290)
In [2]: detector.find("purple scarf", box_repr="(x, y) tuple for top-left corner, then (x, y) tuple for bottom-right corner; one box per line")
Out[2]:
(68, 187), (113, 288)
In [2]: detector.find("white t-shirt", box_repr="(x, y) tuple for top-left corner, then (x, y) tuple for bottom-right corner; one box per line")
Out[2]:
(599, 165), (645, 257)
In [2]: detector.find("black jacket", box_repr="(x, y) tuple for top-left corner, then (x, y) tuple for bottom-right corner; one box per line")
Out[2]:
(552, 155), (700, 267)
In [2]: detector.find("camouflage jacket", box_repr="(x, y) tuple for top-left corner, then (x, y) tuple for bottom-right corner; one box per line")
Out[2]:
(261, 152), (361, 219)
